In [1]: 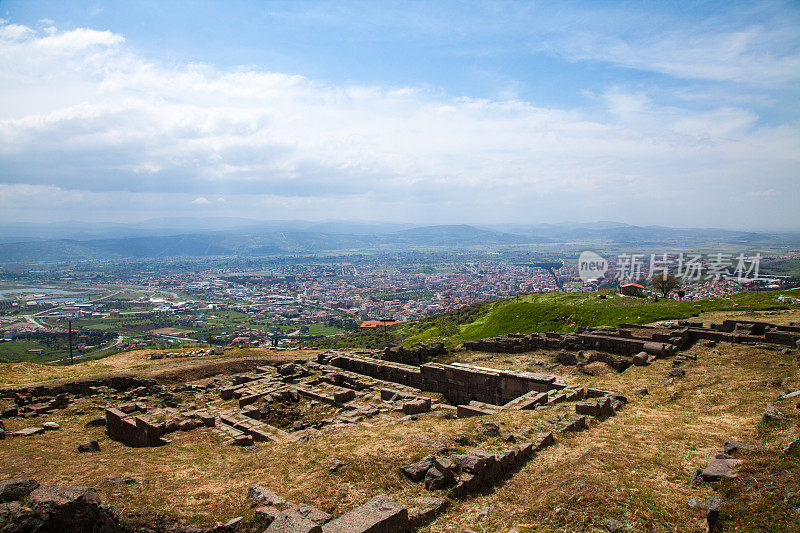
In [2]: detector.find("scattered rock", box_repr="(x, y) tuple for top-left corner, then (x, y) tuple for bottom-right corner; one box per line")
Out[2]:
(289, 502), (332, 525)
(634, 388), (649, 395)
(276, 363), (296, 376)
(211, 516), (243, 532)
(632, 352), (649, 366)
(77, 440), (101, 453)
(264, 508), (321, 533)
(763, 402), (789, 423)
(0, 500), (38, 529)
(668, 368), (686, 378)
(407, 497), (448, 529)
(534, 432), (555, 451)
(401, 456), (435, 482)
(724, 440), (755, 456)
(0, 479), (40, 502)
(479, 420), (500, 437)
(556, 351), (577, 366)
(452, 451), (495, 473)
(84, 417), (106, 428)
(782, 440), (800, 454)
(424, 467), (451, 490)
(322, 494), (408, 533)
(575, 397), (614, 419)
(12, 427), (45, 437)
(707, 493), (722, 533)
(687, 498), (707, 510)
(254, 505), (281, 525)
(42, 422), (59, 431)
(26, 484), (121, 532)
(697, 458), (742, 482)
(247, 485), (286, 508)
(604, 517), (621, 532)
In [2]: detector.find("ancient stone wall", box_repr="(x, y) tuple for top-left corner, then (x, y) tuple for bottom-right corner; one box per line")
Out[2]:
(461, 331), (676, 357)
(380, 342), (447, 365)
(105, 407), (166, 447)
(0, 377), (157, 399)
(325, 354), (566, 406)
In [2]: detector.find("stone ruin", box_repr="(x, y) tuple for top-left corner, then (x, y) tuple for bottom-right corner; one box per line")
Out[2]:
(459, 318), (800, 370)
(378, 341), (447, 365)
(1, 317), (797, 532)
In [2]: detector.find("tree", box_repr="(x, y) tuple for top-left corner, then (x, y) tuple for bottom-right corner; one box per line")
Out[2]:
(650, 274), (681, 298)
(676, 289), (686, 301)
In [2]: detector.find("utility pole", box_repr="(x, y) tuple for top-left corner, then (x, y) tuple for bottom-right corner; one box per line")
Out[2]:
(68, 319), (74, 365)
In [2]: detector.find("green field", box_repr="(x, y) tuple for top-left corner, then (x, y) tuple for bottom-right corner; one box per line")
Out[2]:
(0, 339), (70, 363)
(761, 258), (800, 278)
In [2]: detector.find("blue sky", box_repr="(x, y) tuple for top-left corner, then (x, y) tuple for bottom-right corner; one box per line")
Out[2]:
(0, 1), (798, 229)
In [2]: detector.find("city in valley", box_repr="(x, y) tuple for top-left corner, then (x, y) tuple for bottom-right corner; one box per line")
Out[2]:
(2, 247), (797, 361)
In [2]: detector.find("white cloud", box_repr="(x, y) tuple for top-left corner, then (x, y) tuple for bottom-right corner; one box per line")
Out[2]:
(554, 21), (800, 86)
(0, 21), (797, 228)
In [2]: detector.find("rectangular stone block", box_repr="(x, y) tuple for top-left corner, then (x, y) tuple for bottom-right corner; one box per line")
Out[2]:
(322, 494), (408, 533)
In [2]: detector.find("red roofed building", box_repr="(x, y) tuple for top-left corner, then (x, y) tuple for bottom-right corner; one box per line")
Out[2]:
(619, 283), (645, 297)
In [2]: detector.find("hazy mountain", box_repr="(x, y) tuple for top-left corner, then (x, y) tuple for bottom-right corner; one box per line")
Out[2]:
(393, 225), (549, 246)
(2, 220), (796, 262)
(485, 223), (774, 244)
(0, 225), (548, 262)
(0, 218), (419, 243)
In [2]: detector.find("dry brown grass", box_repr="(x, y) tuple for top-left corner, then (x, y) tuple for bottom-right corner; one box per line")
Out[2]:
(0, 397), (550, 528)
(680, 308), (800, 327)
(0, 347), (321, 387)
(0, 340), (797, 531)
(419, 342), (798, 531)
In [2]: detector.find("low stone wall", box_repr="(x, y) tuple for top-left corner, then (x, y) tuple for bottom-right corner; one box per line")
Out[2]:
(380, 342), (447, 365)
(0, 376), (157, 399)
(105, 407), (166, 447)
(717, 319), (800, 335)
(461, 331), (676, 357)
(326, 355), (426, 390)
(324, 354), (566, 406)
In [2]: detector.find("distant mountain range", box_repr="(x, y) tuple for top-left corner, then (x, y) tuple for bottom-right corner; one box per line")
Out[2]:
(0, 224), (550, 262)
(0, 218), (417, 243)
(0, 218), (797, 262)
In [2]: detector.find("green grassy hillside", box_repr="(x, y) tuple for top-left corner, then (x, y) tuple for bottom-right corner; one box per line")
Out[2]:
(304, 289), (800, 350)
(402, 289), (800, 346)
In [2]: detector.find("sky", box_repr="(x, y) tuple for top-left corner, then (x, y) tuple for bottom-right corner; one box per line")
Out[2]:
(0, 0), (798, 230)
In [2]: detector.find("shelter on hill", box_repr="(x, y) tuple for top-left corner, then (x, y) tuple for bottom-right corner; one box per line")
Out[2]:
(619, 283), (645, 297)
